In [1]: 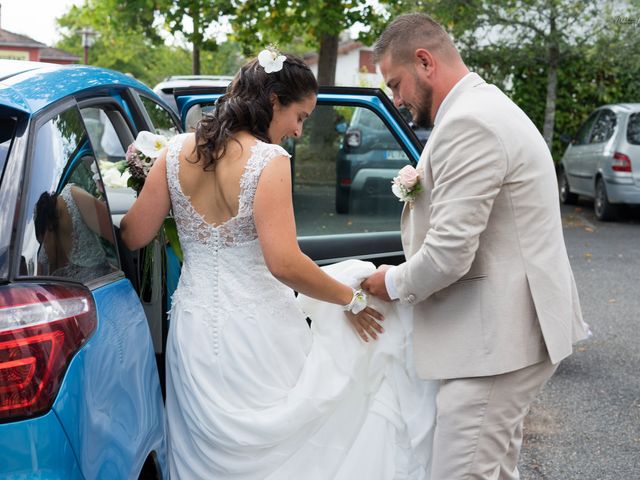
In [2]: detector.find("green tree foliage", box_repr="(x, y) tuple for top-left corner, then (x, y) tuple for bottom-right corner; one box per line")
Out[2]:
(231, 0), (382, 85)
(382, 0), (640, 160)
(55, 0), (245, 86)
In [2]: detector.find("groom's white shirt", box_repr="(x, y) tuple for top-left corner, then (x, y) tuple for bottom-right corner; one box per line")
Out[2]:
(384, 72), (589, 379)
(384, 72), (474, 299)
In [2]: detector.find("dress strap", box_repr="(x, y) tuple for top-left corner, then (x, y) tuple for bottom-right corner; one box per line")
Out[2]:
(238, 142), (291, 216)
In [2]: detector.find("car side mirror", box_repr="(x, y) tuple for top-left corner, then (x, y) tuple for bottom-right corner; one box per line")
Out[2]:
(559, 133), (574, 145)
(335, 122), (347, 134)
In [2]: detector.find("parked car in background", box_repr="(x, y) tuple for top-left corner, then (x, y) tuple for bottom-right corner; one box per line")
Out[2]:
(559, 103), (640, 220)
(0, 60), (182, 479)
(335, 105), (430, 214)
(153, 75), (232, 115)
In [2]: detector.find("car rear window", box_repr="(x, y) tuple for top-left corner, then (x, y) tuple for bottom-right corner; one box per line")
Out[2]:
(0, 117), (17, 182)
(627, 112), (640, 145)
(0, 116), (18, 279)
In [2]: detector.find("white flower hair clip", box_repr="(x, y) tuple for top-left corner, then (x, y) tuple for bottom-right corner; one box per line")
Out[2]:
(258, 48), (286, 73)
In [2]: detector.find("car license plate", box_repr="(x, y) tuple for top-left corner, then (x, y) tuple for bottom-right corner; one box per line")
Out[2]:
(385, 150), (407, 160)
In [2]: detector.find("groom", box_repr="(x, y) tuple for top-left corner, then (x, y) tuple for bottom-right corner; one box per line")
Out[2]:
(362, 13), (590, 479)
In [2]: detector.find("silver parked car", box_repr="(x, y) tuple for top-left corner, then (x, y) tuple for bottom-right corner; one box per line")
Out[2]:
(559, 103), (640, 220)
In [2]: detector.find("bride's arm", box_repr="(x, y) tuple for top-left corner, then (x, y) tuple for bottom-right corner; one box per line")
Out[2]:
(254, 155), (383, 340)
(120, 152), (171, 250)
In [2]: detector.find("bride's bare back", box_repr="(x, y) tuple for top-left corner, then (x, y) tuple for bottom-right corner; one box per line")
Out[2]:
(177, 132), (257, 227)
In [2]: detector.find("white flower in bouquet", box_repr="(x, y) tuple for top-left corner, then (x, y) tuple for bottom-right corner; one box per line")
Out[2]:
(125, 131), (169, 192)
(101, 165), (131, 189)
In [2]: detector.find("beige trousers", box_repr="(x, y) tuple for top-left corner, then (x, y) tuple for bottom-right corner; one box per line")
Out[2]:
(430, 357), (558, 480)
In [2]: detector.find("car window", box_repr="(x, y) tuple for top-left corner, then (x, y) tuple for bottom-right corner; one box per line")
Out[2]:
(0, 116), (19, 279)
(140, 96), (179, 137)
(19, 107), (119, 284)
(589, 109), (617, 144)
(627, 112), (640, 145)
(80, 107), (128, 164)
(292, 104), (410, 236)
(574, 111), (599, 145)
(0, 117), (16, 181)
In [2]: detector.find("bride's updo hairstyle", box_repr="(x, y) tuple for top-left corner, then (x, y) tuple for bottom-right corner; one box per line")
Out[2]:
(195, 52), (318, 170)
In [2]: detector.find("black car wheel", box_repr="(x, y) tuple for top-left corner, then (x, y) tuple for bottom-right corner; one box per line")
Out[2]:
(594, 178), (617, 221)
(558, 170), (578, 205)
(335, 187), (350, 214)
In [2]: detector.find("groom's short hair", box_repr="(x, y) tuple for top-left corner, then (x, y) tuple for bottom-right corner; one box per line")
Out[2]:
(373, 13), (460, 65)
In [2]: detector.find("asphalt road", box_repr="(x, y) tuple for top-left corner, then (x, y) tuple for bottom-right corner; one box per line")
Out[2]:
(519, 200), (640, 479)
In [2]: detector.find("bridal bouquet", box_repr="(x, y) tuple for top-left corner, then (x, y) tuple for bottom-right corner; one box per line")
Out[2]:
(391, 165), (422, 204)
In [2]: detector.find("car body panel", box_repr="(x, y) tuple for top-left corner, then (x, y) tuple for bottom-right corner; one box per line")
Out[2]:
(52, 279), (166, 480)
(0, 410), (83, 479)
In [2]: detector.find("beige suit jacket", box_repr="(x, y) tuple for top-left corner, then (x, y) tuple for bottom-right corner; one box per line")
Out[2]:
(393, 73), (589, 379)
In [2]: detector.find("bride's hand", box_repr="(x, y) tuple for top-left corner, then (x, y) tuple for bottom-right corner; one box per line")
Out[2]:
(345, 307), (384, 342)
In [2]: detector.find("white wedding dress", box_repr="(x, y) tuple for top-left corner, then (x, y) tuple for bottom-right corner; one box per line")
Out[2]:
(164, 135), (438, 479)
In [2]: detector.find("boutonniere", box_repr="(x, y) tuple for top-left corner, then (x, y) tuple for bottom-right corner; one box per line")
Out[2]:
(391, 165), (422, 204)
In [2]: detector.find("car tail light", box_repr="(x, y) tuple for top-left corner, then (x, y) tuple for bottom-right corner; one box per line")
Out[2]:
(612, 152), (632, 172)
(340, 178), (352, 186)
(0, 283), (96, 422)
(345, 129), (361, 148)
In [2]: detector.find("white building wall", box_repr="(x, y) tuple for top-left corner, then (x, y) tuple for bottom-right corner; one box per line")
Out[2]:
(308, 47), (385, 88)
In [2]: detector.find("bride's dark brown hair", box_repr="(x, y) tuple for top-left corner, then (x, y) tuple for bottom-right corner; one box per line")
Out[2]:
(194, 53), (318, 171)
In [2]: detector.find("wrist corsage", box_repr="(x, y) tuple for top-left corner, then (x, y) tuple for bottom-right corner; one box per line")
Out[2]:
(343, 289), (368, 315)
(391, 165), (422, 204)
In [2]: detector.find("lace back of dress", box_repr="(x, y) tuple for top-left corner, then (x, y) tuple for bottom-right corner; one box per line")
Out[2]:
(166, 135), (291, 249)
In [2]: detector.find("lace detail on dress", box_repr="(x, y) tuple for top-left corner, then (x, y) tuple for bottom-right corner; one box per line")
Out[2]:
(166, 135), (290, 249)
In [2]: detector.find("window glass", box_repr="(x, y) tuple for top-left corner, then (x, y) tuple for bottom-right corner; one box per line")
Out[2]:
(627, 112), (640, 145)
(80, 106), (137, 219)
(0, 117), (17, 180)
(80, 107), (127, 163)
(140, 96), (179, 137)
(589, 109), (617, 144)
(574, 111), (599, 145)
(292, 105), (410, 236)
(20, 107), (118, 283)
(0, 116), (18, 279)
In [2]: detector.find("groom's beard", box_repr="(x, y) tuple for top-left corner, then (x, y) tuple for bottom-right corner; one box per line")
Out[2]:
(414, 80), (434, 129)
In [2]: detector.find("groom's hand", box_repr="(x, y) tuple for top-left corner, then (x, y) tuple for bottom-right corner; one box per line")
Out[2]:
(361, 265), (392, 302)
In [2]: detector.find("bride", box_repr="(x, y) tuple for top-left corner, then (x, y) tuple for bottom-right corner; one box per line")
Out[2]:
(121, 49), (437, 479)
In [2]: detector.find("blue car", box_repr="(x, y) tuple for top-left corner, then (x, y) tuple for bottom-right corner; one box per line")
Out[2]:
(0, 60), (182, 479)
(0, 62), (423, 478)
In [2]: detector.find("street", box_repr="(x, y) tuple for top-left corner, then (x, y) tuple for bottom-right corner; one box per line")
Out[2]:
(520, 201), (640, 479)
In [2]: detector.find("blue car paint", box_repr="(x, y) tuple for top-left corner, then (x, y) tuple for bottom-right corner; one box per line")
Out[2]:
(0, 64), (157, 116)
(174, 92), (421, 163)
(51, 279), (167, 480)
(0, 410), (83, 479)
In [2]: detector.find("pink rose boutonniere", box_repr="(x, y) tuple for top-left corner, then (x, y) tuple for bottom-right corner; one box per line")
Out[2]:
(391, 165), (422, 204)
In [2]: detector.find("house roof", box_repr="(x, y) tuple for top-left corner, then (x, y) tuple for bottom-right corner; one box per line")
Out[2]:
(304, 41), (366, 65)
(0, 28), (46, 48)
(39, 47), (80, 62)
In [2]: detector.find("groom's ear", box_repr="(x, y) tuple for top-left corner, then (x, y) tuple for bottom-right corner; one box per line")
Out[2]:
(415, 49), (434, 75)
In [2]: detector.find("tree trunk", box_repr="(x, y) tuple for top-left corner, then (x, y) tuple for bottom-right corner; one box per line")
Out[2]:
(317, 33), (339, 86)
(192, 7), (201, 75)
(309, 33), (339, 150)
(543, 63), (557, 151)
(542, 9), (559, 153)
